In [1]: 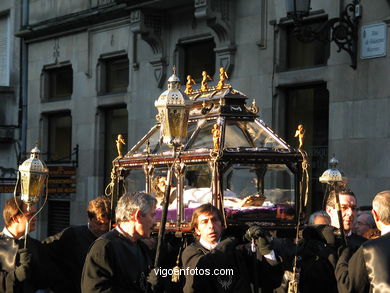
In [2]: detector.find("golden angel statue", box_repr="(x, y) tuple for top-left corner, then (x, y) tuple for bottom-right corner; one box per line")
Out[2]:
(294, 125), (305, 149)
(185, 75), (196, 94)
(201, 71), (212, 92)
(216, 67), (228, 90)
(116, 134), (126, 158)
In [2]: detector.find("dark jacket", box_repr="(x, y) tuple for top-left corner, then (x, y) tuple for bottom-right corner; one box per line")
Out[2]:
(0, 232), (53, 293)
(274, 226), (366, 293)
(336, 232), (390, 293)
(81, 229), (152, 293)
(181, 237), (282, 293)
(43, 225), (97, 293)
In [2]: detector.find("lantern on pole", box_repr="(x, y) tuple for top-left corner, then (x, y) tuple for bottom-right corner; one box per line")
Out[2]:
(153, 68), (193, 268)
(319, 155), (347, 246)
(14, 146), (49, 247)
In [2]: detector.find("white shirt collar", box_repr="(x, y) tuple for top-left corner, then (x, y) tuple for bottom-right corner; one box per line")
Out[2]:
(381, 225), (390, 236)
(199, 237), (219, 250)
(2, 227), (23, 239)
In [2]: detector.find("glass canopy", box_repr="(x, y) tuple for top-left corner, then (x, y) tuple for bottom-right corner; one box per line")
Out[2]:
(116, 82), (303, 230)
(126, 118), (291, 156)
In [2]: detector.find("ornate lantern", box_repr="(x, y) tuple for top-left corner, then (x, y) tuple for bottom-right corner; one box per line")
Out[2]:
(18, 146), (49, 208)
(285, 0), (311, 19)
(14, 146), (49, 247)
(155, 69), (193, 148)
(319, 156), (343, 184)
(319, 155), (347, 244)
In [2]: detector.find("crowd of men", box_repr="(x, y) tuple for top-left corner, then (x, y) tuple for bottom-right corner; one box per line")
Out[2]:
(1, 188), (390, 292)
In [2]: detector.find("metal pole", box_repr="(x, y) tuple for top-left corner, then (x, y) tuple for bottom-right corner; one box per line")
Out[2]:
(333, 184), (347, 247)
(154, 148), (176, 268)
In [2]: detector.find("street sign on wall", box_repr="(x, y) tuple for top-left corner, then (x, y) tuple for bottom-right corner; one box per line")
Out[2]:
(361, 23), (387, 59)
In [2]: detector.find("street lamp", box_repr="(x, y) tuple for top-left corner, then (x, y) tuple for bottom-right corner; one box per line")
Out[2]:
(285, 0), (362, 69)
(14, 146), (49, 247)
(319, 155), (347, 246)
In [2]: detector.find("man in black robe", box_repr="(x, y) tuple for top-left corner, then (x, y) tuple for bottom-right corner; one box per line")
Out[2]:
(181, 203), (282, 293)
(336, 190), (390, 293)
(0, 196), (54, 293)
(43, 196), (111, 293)
(81, 192), (157, 293)
(291, 188), (366, 293)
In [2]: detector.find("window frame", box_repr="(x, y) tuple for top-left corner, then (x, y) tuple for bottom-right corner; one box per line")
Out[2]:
(175, 35), (216, 83)
(46, 112), (72, 163)
(96, 51), (129, 96)
(41, 63), (73, 102)
(277, 13), (330, 71)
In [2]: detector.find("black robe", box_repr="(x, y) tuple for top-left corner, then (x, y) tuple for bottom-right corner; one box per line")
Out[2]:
(274, 227), (366, 293)
(336, 232), (390, 293)
(81, 229), (152, 293)
(0, 232), (53, 293)
(43, 225), (97, 293)
(181, 237), (282, 293)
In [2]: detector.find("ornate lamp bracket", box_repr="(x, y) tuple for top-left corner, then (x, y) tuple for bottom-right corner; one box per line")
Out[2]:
(291, 0), (361, 69)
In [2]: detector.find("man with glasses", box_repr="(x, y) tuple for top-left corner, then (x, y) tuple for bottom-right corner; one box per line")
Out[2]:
(325, 188), (366, 250)
(354, 210), (377, 239)
(43, 196), (112, 293)
(336, 190), (390, 292)
(296, 188), (366, 293)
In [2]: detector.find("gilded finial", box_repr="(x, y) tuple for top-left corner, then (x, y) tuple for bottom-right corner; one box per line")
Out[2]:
(216, 67), (229, 90)
(201, 71), (212, 92)
(245, 99), (260, 114)
(172, 65), (176, 75)
(116, 134), (126, 158)
(185, 75), (196, 94)
(294, 124), (305, 149)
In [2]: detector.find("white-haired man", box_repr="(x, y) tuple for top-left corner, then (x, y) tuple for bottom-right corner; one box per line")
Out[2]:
(81, 192), (157, 293)
(336, 190), (390, 292)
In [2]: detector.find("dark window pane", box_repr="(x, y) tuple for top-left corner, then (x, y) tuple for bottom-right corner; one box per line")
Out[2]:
(106, 57), (129, 93)
(48, 114), (72, 162)
(184, 40), (215, 82)
(104, 108), (128, 187)
(47, 200), (70, 236)
(285, 85), (329, 210)
(287, 22), (330, 69)
(48, 66), (73, 99)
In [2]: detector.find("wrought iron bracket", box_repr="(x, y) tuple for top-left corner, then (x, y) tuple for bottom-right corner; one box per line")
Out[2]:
(292, 1), (361, 69)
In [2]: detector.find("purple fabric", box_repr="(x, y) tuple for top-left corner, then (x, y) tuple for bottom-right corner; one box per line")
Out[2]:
(155, 204), (295, 223)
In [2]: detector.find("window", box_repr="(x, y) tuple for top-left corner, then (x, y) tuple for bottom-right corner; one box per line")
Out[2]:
(42, 64), (73, 101)
(178, 38), (215, 82)
(98, 55), (129, 95)
(48, 113), (72, 162)
(284, 84), (329, 211)
(0, 13), (10, 86)
(47, 200), (70, 236)
(104, 108), (128, 187)
(287, 20), (330, 69)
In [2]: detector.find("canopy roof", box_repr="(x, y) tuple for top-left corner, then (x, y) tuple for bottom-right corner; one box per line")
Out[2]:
(117, 86), (301, 168)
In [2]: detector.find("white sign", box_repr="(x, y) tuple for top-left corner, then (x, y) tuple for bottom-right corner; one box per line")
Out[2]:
(361, 23), (387, 59)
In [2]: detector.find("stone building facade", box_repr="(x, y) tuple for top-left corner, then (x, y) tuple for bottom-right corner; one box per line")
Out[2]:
(0, 0), (23, 227)
(8, 0), (390, 238)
